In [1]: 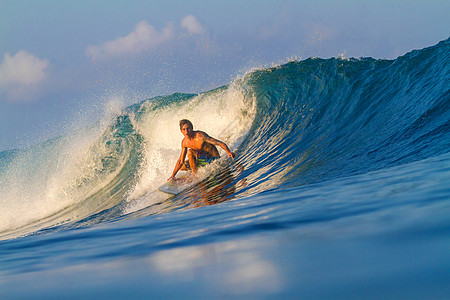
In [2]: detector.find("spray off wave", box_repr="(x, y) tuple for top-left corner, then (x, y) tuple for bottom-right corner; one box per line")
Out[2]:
(0, 84), (255, 238)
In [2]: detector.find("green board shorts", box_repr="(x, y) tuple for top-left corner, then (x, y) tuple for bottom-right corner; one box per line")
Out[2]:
(184, 151), (218, 169)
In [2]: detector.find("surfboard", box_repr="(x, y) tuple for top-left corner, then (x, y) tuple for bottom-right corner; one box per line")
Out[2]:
(158, 175), (193, 195)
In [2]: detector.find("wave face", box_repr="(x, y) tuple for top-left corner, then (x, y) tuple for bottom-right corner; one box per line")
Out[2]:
(0, 38), (449, 239)
(239, 38), (449, 192)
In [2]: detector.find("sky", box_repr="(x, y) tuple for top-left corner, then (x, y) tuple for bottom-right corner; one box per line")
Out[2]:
(1, 0), (449, 150)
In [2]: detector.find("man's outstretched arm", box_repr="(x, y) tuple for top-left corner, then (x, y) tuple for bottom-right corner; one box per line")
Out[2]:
(203, 134), (235, 159)
(168, 145), (188, 181)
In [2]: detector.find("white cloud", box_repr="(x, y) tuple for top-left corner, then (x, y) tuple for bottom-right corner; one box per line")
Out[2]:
(180, 15), (205, 35)
(86, 21), (175, 60)
(0, 50), (49, 102)
(0, 50), (49, 87)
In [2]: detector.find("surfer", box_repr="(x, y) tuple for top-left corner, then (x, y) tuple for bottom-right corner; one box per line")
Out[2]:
(168, 119), (235, 181)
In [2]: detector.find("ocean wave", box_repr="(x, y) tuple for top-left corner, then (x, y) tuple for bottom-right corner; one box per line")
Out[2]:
(0, 38), (448, 239)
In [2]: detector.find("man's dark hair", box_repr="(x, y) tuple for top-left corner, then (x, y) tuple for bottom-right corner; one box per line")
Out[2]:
(179, 119), (193, 130)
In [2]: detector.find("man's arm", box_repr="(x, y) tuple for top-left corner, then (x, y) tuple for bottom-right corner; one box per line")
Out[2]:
(168, 143), (188, 181)
(202, 133), (235, 159)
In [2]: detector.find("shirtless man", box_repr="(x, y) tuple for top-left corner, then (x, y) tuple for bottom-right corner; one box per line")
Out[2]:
(168, 119), (235, 181)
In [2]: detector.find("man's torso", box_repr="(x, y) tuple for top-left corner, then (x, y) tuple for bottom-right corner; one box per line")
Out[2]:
(183, 131), (219, 158)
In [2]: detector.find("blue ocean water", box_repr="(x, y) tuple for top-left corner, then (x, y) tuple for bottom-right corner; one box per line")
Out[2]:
(1, 38), (449, 299)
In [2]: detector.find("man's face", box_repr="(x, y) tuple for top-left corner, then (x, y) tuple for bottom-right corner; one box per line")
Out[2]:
(180, 123), (193, 137)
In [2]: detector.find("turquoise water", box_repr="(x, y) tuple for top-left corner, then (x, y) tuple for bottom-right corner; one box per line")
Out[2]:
(1, 38), (449, 299)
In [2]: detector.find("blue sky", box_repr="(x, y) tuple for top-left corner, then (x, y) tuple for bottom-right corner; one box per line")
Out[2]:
(1, 0), (449, 150)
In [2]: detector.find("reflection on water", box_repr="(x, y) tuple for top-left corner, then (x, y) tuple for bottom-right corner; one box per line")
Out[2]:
(187, 163), (246, 208)
(0, 235), (283, 298)
(3, 216), (449, 299)
(151, 239), (282, 294)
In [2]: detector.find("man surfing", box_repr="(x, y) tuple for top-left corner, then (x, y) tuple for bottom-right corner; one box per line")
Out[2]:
(168, 119), (235, 181)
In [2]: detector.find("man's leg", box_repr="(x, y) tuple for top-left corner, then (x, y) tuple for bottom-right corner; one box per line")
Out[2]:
(187, 149), (198, 175)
